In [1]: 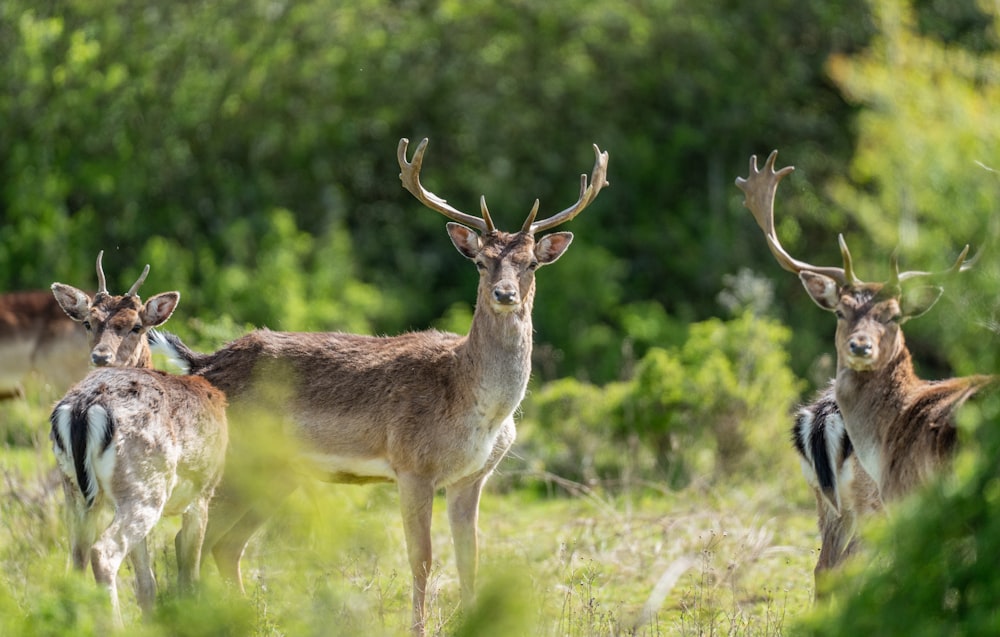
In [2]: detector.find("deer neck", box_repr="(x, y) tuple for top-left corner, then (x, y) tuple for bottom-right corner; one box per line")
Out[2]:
(834, 339), (918, 482)
(459, 292), (535, 412)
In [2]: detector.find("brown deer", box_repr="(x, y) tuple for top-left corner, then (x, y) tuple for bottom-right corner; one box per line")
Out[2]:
(51, 367), (228, 627)
(737, 150), (993, 577)
(151, 137), (609, 634)
(0, 290), (89, 400)
(49, 252), (226, 626)
(50, 251), (180, 369)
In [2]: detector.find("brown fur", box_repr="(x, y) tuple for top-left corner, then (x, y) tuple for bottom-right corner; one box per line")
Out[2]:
(802, 274), (995, 503)
(158, 228), (574, 634)
(51, 254), (179, 370)
(0, 290), (89, 399)
(51, 366), (228, 626)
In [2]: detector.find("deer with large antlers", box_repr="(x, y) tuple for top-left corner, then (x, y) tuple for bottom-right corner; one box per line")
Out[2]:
(51, 251), (180, 369)
(737, 151), (994, 581)
(151, 137), (609, 634)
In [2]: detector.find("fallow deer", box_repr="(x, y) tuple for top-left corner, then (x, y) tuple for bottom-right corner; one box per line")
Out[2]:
(51, 251), (180, 369)
(51, 367), (228, 627)
(737, 150), (993, 578)
(0, 290), (89, 400)
(49, 253), (227, 626)
(151, 137), (610, 634)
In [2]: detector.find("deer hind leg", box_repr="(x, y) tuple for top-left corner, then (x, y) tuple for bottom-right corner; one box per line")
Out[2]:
(398, 474), (435, 637)
(176, 496), (211, 594)
(813, 494), (857, 599)
(63, 480), (99, 571)
(128, 537), (157, 620)
(91, 501), (163, 626)
(204, 479), (298, 594)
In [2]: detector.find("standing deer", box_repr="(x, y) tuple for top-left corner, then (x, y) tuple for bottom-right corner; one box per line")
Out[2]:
(50, 250), (180, 369)
(737, 151), (993, 577)
(151, 137), (609, 634)
(0, 290), (89, 400)
(49, 253), (227, 626)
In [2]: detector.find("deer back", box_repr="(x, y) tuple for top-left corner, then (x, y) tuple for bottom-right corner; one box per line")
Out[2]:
(50, 367), (227, 512)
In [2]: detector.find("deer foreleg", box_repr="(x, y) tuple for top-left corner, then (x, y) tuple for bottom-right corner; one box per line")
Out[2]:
(398, 474), (435, 637)
(446, 477), (484, 610)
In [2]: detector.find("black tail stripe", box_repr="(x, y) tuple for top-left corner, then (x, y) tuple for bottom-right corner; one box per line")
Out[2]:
(69, 401), (93, 504)
(811, 419), (837, 492)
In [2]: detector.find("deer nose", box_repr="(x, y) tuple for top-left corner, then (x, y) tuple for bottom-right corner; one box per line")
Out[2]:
(91, 348), (113, 367)
(492, 285), (518, 305)
(848, 337), (873, 358)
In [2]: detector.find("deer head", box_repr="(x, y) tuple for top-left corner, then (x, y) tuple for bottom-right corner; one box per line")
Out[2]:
(398, 138), (609, 316)
(51, 251), (180, 368)
(736, 150), (975, 372)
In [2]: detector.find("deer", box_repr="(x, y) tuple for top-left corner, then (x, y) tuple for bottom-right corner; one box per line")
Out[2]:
(48, 253), (228, 627)
(0, 289), (89, 400)
(737, 150), (994, 582)
(150, 137), (609, 635)
(50, 250), (180, 370)
(51, 366), (228, 627)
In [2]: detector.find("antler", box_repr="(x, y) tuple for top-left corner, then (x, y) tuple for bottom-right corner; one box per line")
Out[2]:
(126, 263), (150, 297)
(524, 144), (610, 234)
(95, 250), (109, 296)
(889, 244), (977, 286)
(736, 150), (860, 285)
(398, 138), (494, 233)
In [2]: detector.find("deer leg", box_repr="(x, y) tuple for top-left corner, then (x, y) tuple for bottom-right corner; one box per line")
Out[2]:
(446, 477), (484, 610)
(397, 474), (435, 637)
(64, 481), (98, 571)
(205, 482), (298, 593)
(128, 537), (157, 620)
(91, 501), (161, 627)
(176, 496), (210, 594)
(813, 493), (857, 599)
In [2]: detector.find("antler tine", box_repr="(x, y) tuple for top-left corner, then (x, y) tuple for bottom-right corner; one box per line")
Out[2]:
(895, 244), (976, 284)
(478, 196), (496, 233)
(126, 264), (150, 297)
(527, 144), (610, 235)
(95, 250), (109, 296)
(398, 138), (490, 233)
(736, 150), (853, 285)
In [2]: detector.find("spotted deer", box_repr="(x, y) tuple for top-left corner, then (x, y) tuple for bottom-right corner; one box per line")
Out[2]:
(737, 151), (993, 580)
(50, 251), (180, 369)
(0, 290), (89, 400)
(49, 254), (228, 626)
(151, 137), (609, 634)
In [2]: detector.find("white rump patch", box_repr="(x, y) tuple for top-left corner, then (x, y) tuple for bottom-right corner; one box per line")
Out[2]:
(51, 404), (77, 481)
(85, 405), (116, 506)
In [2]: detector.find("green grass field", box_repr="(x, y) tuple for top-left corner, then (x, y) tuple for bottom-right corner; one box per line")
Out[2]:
(0, 388), (820, 636)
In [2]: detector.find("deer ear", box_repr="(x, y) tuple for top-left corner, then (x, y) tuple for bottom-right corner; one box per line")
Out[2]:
(141, 292), (180, 327)
(535, 232), (574, 265)
(50, 283), (93, 322)
(446, 222), (481, 260)
(900, 285), (943, 320)
(799, 272), (840, 312)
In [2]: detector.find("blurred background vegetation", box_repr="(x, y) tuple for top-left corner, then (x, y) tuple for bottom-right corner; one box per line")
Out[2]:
(4, 0), (1000, 633)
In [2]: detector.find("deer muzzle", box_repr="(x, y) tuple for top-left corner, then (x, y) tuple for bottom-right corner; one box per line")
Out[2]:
(491, 283), (519, 307)
(91, 345), (114, 367)
(844, 334), (877, 370)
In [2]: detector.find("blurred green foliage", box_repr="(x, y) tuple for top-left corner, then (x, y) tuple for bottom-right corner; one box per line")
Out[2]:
(1, 0), (879, 383)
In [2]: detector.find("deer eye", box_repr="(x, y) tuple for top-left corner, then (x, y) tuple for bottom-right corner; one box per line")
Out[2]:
(131, 324), (143, 334)
(834, 310), (846, 320)
(475, 261), (487, 271)
(888, 314), (903, 324)
(527, 261), (539, 272)
(82, 321), (92, 331)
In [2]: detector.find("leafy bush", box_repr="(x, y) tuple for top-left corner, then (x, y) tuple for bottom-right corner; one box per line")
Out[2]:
(522, 311), (803, 488)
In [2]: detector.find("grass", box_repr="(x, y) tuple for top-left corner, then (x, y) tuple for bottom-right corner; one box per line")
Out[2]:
(0, 393), (821, 636)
